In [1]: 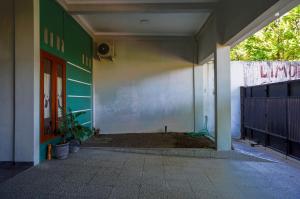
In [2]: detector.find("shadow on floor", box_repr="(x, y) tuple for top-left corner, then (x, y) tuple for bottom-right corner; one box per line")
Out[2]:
(0, 165), (31, 184)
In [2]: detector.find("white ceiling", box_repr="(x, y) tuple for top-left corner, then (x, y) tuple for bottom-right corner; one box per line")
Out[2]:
(58, 0), (217, 37)
(80, 13), (209, 36)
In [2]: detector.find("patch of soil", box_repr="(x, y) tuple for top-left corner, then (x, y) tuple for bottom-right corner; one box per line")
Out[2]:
(82, 133), (215, 149)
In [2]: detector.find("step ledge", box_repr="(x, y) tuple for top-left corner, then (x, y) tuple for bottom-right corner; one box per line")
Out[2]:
(81, 147), (272, 162)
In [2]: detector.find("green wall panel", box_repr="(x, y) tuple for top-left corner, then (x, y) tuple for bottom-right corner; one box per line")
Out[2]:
(64, 13), (81, 66)
(40, 0), (93, 70)
(67, 64), (92, 83)
(82, 122), (92, 129)
(73, 111), (92, 125)
(64, 13), (93, 71)
(67, 81), (92, 96)
(40, 0), (64, 58)
(40, 0), (93, 162)
(66, 97), (92, 112)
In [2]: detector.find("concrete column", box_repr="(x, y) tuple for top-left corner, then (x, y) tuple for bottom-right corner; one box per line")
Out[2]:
(14, 0), (40, 165)
(214, 44), (231, 151)
(0, 0), (14, 162)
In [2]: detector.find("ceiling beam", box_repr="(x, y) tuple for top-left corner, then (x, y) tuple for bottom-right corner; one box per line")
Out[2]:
(64, 3), (216, 14)
(93, 32), (193, 36)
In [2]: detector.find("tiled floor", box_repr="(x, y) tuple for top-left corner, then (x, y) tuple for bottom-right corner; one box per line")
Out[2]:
(0, 143), (300, 199)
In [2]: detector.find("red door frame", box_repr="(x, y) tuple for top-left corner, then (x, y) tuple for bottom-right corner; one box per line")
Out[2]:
(40, 50), (66, 143)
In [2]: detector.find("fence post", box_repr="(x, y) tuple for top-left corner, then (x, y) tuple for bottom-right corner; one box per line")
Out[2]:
(264, 86), (268, 147)
(286, 82), (290, 157)
(240, 87), (245, 139)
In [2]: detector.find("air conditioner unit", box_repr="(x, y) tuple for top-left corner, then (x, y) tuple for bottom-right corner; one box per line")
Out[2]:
(95, 40), (115, 61)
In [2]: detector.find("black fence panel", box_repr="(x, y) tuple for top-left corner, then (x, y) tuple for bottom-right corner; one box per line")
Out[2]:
(243, 98), (251, 128)
(253, 98), (267, 131)
(245, 87), (252, 98)
(290, 81), (300, 97)
(266, 98), (287, 138)
(252, 85), (267, 97)
(241, 80), (300, 160)
(288, 98), (300, 143)
(253, 130), (267, 146)
(269, 83), (288, 97)
(269, 136), (287, 154)
(243, 98), (266, 131)
(289, 142), (300, 159)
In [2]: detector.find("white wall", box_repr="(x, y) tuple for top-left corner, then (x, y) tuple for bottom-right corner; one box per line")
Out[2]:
(93, 39), (246, 137)
(200, 61), (215, 138)
(0, 0), (14, 162)
(198, 61), (244, 139)
(194, 65), (203, 132)
(230, 62), (244, 138)
(205, 62), (216, 137)
(93, 38), (195, 134)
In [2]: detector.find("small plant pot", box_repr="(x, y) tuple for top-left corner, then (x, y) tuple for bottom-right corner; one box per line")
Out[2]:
(69, 139), (80, 153)
(55, 142), (69, 160)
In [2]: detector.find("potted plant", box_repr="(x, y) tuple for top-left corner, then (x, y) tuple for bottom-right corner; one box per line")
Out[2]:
(57, 108), (92, 155)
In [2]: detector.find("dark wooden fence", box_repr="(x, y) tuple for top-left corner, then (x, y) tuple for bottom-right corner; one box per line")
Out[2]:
(241, 80), (300, 159)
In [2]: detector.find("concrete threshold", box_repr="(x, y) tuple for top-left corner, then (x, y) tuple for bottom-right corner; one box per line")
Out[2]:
(81, 147), (272, 162)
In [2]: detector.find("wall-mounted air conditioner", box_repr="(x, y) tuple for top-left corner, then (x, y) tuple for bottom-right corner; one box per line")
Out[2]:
(94, 40), (115, 61)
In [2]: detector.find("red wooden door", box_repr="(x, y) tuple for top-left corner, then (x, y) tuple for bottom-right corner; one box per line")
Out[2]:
(40, 50), (66, 143)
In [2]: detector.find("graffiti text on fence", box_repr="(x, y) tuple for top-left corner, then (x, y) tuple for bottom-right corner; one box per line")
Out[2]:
(243, 61), (300, 86)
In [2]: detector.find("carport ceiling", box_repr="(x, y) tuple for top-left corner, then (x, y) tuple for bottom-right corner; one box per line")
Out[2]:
(58, 0), (218, 36)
